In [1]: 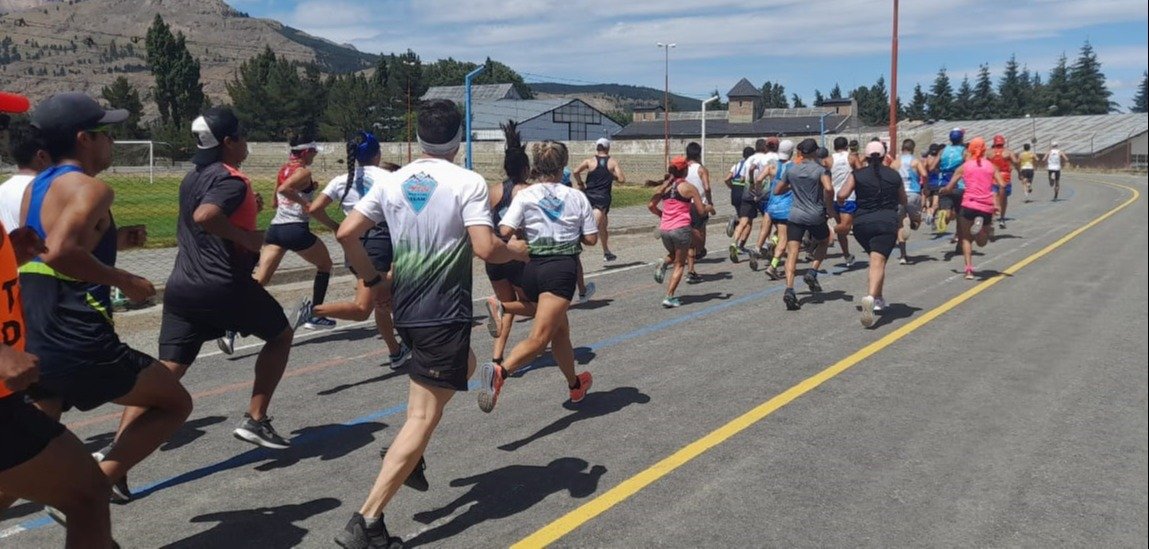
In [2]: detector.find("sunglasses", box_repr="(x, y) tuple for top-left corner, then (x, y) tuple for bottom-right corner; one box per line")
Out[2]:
(0, 114), (10, 131)
(86, 124), (114, 135)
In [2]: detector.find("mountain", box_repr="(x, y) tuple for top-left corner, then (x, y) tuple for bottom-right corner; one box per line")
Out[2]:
(529, 82), (706, 113)
(0, 0), (378, 112)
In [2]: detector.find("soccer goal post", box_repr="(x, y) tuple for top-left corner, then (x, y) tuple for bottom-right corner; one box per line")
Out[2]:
(111, 140), (172, 185)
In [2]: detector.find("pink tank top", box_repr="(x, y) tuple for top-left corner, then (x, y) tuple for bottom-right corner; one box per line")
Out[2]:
(960, 158), (997, 214)
(659, 180), (693, 231)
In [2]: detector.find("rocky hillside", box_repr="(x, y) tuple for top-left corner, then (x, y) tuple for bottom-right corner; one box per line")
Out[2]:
(0, 0), (377, 111)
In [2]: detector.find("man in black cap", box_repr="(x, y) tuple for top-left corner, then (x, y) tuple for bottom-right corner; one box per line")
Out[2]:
(772, 138), (836, 310)
(129, 107), (303, 451)
(14, 92), (192, 506)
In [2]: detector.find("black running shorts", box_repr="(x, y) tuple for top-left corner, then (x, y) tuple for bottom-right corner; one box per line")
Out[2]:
(690, 209), (710, 230)
(729, 185), (745, 209)
(25, 346), (155, 412)
(159, 283), (290, 366)
(586, 193), (611, 214)
(852, 211), (899, 258)
(396, 322), (471, 391)
(0, 394), (66, 472)
(1020, 169), (1034, 181)
(485, 260), (525, 286)
(1048, 169), (1061, 185)
(961, 206), (994, 225)
(737, 196), (760, 220)
(346, 232), (393, 273)
(786, 220), (830, 243)
(266, 222), (319, 252)
(521, 255), (578, 302)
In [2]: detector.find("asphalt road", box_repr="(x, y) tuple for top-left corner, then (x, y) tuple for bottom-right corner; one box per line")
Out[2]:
(2, 172), (1145, 548)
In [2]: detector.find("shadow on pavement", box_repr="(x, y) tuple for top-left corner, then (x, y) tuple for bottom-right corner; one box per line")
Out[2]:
(510, 347), (596, 378)
(295, 327), (380, 348)
(1, 501), (43, 521)
(602, 260), (645, 270)
(165, 497), (341, 548)
(902, 254), (939, 265)
(254, 422), (389, 472)
(498, 387), (651, 452)
(677, 292), (733, 306)
(571, 298), (615, 311)
(406, 458), (607, 547)
(869, 302), (924, 329)
(691, 271), (732, 283)
(317, 369), (407, 396)
(84, 415), (229, 455)
(801, 289), (853, 306)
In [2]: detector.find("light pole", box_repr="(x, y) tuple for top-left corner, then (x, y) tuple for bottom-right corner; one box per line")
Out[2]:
(657, 42), (676, 167)
(464, 64), (486, 170)
(1026, 114), (1036, 144)
(700, 94), (719, 164)
(888, 0), (900, 147)
(402, 59), (417, 163)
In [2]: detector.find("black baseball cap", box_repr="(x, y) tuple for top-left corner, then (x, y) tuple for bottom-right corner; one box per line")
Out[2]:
(191, 107), (243, 166)
(30, 92), (127, 137)
(796, 138), (819, 155)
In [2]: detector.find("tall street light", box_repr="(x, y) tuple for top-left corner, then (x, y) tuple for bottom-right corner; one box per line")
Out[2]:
(657, 42), (676, 168)
(402, 58), (417, 163)
(888, 0), (900, 148)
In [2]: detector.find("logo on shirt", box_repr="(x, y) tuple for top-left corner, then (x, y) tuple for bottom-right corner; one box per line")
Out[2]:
(538, 194), (565, 222)
(401, 173), (437, 214)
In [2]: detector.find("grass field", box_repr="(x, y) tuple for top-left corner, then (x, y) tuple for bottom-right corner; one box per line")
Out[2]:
(102, 175), (656, 248)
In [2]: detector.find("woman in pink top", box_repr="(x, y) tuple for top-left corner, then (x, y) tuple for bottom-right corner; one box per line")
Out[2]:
(648, 156), (712, 308)
(941, 137), (1006, 279)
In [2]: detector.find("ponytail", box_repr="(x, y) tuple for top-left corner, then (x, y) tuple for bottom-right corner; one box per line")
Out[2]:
(340, 135), (359, 206)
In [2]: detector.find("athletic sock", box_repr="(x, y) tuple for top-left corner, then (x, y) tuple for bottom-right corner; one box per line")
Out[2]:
(770, 257), (781, 268)
(313, 271), (331, 306)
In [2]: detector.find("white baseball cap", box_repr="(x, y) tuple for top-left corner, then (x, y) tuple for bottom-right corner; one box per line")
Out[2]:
(596, 137), (611, 149)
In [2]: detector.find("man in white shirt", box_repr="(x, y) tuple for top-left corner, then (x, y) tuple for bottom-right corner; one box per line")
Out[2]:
(1041, 141), (1070, 202)
(0, 123), (50, 232)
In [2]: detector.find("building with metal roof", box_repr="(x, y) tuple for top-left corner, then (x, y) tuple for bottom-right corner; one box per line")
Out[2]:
(468, 98), (624, 142)
(421, 83), (522, 104)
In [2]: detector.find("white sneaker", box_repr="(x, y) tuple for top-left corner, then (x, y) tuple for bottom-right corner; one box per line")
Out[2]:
(970, 215), (985, 238)
(844, 254), (856, 268)
(860, 295), (876, 328)
(873, 297), (887, 311)
(578, 282), (596, 303)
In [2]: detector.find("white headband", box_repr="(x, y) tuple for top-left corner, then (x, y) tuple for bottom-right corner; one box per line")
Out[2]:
(290, 142), (318, 152)
(418, 126), (463, 156)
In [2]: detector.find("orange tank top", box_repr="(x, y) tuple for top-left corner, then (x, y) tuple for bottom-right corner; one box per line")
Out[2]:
(0, 226), (26, 399)
(990, 149), (1012, 182)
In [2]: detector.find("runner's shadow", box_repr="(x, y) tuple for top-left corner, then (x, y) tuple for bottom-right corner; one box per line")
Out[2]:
(497, 387), (651, 452)
(966, 269), (1014, 281)
(254, 422), (388, 471)
(163, 497), (341, 548)
(572, 298), (615, 310)
(693, 256), (726, 265)
(800, 290), (853, 306)
(868, 303), (924, 329)
(2, 501), (43, 521)
(295, 327), (380, 348)
(405, 458), (606, 546)
(317, 369), (407, 396)
(602, 261), (644, 270)
(509, 346), (596, 378)
(990, 234), (1022, 240)
(84, 415), (228, 455)
(692, 271), (733, 283)
(677, 292), (733, 306)
(901, 255), (939, 265)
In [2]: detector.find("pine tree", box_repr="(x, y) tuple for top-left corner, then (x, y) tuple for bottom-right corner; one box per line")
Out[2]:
(791, 93), (806, 108)
(952, 76), (973, 120)
(927, 68), (954, 120)
(813, 89), (825, 107)
(906, 84), (929, 120)
(144, 14), (204, 128)
(868, 76), (890, 125)
(100, 76), (145, 139)
(382, 50), (426, 142)
(226, 47), (324, 141)
(997, 55), (1025, 118)
(1044, 54), (1073, 116)
(1068, 41), (1113, 114)
(1132, 70), (1148, 113)
(829, 83), (842, 99)
(973, 64), (996, 118)
(759, 81), (788, 109)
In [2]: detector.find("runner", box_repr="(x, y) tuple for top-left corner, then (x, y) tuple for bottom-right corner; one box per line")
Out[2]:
(941, 137), (1006, 280)
(1017, 143), (1037, 201)
(477, 139), (598, 414)
(308, 131), (410, 369)
(252, 132), (336, 330)
(0, 89), (117, 549)
(16, 92), (191, 505)
(988, 134), (1017, 229)
(837, 141), (908, 327)
(894, 138), (927, 264)
(829, 137), (856, 267)
(1042, 141), (1069, 201)
(744, 138), (780, 271)
(931, 129), (967, 236)
(773, 138), (835, 310)
(0, 122), (50, 232)
(922, 142), (943, 226)
(761, 140), (796, 280)
(572, 137), (624, 262)
(683, 142), (713, 263)
(333, 99), (527, 548)
(483, 121), (530, 367)
(650, 156), (713, 307)
(848, 139), (865, 169)
(724, 146), (754, 239)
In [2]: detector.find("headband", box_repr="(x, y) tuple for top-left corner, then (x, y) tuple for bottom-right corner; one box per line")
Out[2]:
(418, 126), (463, 156)
(290, 141), (318, 152)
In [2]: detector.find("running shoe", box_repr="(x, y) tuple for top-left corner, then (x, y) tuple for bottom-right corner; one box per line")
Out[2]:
(935, 210), (948, 233)
(653, 259), (669, 284)
(661, 296), (681, 308)
(764, 265), (781, 280)
(378, 446), (429, 491)
(93, 445), (133, 504)
(803, 270), (822, 293)
(922, 211), (934, 228)
(970, 215), (984, 238)
(686, 271), (703, 284)
(964, 265), (975, 280)
(477, 362), (506, 413)
(233, 414), (290, 449)
(569, 371), (593, 403)
(873, 297), (887, 311)
(696, 247), (708, 260)
(334, 512), (404, 549)
(578, 282), (597, 303)
(485, 297), (503, 338)
(728, 243), (740, 264)
(304, 316), (336, 330)
(725, 218), (737, 237)
(763, 240), (776, 260)
(910, 217), (922, 231)
(844, 254), (856, 268)
(747, 248), (760, 271)
(216, 330), (237, 355)
(291, 298), (313, 332)
(860, 295), (876, 328)
(603, 251), (617, 262)
(998, 219), (1007, 230)
(783, 288), (801, 311)
(386, 344), (410, 370)
(899, 255), (908, 265)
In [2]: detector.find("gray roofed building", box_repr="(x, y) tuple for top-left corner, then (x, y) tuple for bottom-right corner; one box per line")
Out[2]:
(421, 83), (521, 104)
(613, 115), (850, 140)
(727, 78), (759, 98)
(467, 98), (623, 142)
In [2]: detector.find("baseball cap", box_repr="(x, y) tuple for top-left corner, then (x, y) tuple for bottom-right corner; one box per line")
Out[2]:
(0, 91), (31, 114)
(864, 141), (885, 157)
(778, 139), (796, 160)
(992, 134), (1005, 147)
(595, 137), (611, 149)
(30, 92), (127, 137)
(191, 107), (243, 165)
(669, 155), (689, 172)
(1051, 140), (1058, 146)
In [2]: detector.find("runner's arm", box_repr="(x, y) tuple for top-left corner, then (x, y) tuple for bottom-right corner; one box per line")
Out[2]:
(610, 159), (626, 184)
(772, 168), (790, 195)
(277, 167), (314, 209)
(193, 204), (263, 253)
(993, 169), (1006, 213)
(940, 165), (965, 195)
(821, 173), (838, 221)
(0, 344), (38, 393)
(572, 159), (590, 189)
(39, 182), (149, 292)
(685, 185), (709, 216)
(337, 210), (381, 284)
(914, 159), (928, 182)
(699, 165), (713, 205)
(648, 192), (663, 218)
(307, 194), (341, 232)
(837, 173), (857, 204)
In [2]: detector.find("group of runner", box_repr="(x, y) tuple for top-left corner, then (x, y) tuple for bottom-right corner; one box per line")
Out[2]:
(0, 87), (1074, 548)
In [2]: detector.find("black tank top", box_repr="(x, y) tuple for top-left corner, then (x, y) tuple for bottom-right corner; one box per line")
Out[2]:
(853, 165), (902, 216)
(585, 156), (613, 195)
(662, 180), (691, 203)
(492, 178), (519, 241)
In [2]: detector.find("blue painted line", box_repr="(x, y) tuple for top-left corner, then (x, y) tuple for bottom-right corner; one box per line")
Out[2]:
(3, 185), (1081, 538)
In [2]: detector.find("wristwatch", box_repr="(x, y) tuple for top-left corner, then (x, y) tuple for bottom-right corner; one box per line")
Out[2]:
(364, 273), (383, 288)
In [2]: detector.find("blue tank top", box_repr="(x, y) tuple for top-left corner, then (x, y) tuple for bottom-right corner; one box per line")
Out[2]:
(938, 144), (965, 185)
(899, 153), (921, 193)
(24, 164), (118, 314)
(766, 160), (793, 220)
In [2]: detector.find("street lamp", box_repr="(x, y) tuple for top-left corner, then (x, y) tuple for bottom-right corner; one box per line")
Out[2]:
(402, 58), (417, 163)
(700, 94), (719, 164)
(657, 42), (676, 167)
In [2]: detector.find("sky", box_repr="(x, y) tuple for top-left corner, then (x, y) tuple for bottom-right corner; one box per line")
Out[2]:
(232, 0), (1149, 111)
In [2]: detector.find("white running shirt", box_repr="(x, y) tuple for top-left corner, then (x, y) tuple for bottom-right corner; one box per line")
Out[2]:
(0, 173), (33, 233)
(685, 163), (708, 204)
(322, 165), (393, 215)
(831, 151), (855, 201)
(500, 182), (597, 257)
(1047, 148), (1063, 170)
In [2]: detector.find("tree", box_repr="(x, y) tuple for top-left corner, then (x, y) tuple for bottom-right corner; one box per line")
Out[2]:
(927, 68), (954, 120)
(813, 89), (825, 107)
(973, 64), (996, 118)
(952, 76), (973, 120)
(906, 83), (929, 120)
(100, 76), (146, 139)
(791, 93), (806, 108)
(709, 88), (727, 110)
(1068, 41), (1114, 114)
(226, 46), (324, 141)
(997, 55), (1025, 118)
(382, 50), (427, 142)
(868, 76), (890, 125)
(1043, 54), (1073, 116)
(829, 83), (842, 99)
(1132, 70), (1148, 113)
(422, 56), (533, 99)
(144, 14), (204, 128)
(322, 72), (385, 140)
(759, 81), (788, 110)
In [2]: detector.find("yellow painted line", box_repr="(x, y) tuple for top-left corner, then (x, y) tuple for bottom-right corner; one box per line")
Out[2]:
(513, 180), (1142, 548)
